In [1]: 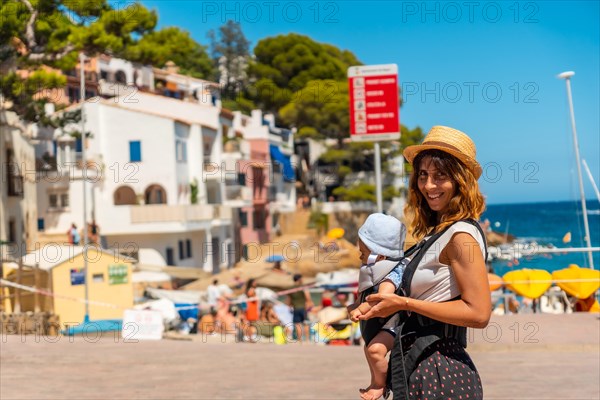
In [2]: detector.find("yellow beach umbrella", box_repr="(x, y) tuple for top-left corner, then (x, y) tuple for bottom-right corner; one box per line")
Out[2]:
(503, 269), (552, 299)
(327, 228), (345, 239)
(488, 273), (503, 291)
(552, 264), (600, 299)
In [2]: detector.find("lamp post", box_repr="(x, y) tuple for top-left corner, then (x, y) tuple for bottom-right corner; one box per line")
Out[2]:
(79, 52), (90, 319)
(557, 71), (594, 269)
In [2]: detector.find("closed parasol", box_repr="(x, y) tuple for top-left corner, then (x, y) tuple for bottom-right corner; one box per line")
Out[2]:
(552, 264), (600, 299)
(503, 269), (552, 299)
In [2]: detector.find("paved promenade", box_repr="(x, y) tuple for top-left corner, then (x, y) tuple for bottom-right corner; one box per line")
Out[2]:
(1, 313), (598, 399)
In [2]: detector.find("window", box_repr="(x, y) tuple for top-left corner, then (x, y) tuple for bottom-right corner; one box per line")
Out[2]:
(49, 192), (69, 208)
(239, 210), (248, 227)
(92, 273), (104, 283)
(253, 208), (266, 230)
(166, 247), (174, 265)
(100, 70), (108, 80)
(61, 193), (69, 208)
(37, 218), (45, 231)
(176, 140), (187, 162)
(49, 194), (58, 208)
(186, 239), (192, 258)
(129, 141), (141, 162)
(178, 240), (185, 260)
(67, 87), (80, 102)
(238, 173), (246, 186)
(8, 219), (16, 243)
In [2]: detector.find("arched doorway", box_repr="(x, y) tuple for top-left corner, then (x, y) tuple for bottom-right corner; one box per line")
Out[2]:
(113, 186), (137, 205)
(145, 184), (167, 205)
(115, 70), (127, 84)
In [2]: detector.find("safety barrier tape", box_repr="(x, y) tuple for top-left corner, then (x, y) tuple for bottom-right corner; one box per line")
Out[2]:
(0, 278), (318, 311)
(0, 278), (124, 309)
(2, 278), (598, 312)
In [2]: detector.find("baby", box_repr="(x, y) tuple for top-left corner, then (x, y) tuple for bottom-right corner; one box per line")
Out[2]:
(347, 213), (407, 400)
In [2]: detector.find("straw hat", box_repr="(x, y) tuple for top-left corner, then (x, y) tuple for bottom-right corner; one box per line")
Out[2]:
(403, 126), (482, 179)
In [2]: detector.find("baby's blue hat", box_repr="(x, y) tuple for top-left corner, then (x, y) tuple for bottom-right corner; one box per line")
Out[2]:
(358, 213), (406, 259)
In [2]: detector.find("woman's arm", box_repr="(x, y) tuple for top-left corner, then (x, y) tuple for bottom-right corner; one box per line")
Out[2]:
(359, 232), (492, 329)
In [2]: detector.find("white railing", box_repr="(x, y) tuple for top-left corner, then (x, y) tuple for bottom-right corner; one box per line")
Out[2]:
(130, 204), (231, 223)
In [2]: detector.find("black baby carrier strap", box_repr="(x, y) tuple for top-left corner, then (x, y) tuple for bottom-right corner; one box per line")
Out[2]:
(388, 219), (487, 400)
(359, 258), (408, 346)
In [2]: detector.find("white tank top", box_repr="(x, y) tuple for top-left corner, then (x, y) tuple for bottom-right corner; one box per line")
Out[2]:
(410, 221), (485, 302)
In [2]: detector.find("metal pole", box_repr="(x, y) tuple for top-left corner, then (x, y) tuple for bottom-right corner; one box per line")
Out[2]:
(563, 76), (594, 269)
(374, 142), (383, 213)
(79, 53), (90, 319)
(582, 159), (600, 203)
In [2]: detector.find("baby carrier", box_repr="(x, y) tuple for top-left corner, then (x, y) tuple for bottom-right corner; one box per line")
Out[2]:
(358, 257), (409, 345)
(387, 219), (488, 400)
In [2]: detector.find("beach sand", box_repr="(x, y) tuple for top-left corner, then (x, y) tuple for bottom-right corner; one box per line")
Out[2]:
(1, 313), (598, 399)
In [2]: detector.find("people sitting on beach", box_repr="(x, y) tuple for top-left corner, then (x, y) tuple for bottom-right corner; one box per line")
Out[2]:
(260, 301), (281, 325)
(198, 309), (217, 334)
(215, 297), (237, 334)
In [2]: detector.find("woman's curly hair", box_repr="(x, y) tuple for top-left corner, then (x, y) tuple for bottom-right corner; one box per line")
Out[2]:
(404, 149), (486, 239)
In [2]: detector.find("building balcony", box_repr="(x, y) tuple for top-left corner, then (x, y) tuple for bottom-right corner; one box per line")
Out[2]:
(100, 203), (232, 235)
(130, 204), (232, 223)
(224, 185), (252, 207)
(98, 80), (137, 98)
(7, 175), (24, 197)
(203, 160), (224, 180)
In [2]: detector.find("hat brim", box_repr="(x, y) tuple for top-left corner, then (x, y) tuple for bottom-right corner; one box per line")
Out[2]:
(403, 143), (482, 179)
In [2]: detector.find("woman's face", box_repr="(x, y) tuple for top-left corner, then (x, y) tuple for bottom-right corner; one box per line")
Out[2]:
(417, 156), (455, 214)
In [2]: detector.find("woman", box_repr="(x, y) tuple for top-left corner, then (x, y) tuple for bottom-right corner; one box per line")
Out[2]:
(245, 279), (259, 323)
(359, 126), (491, 400)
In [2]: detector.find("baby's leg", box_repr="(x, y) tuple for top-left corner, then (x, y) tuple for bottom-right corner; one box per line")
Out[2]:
(360, 343), (376, 393)
(361, 331), (394, 400)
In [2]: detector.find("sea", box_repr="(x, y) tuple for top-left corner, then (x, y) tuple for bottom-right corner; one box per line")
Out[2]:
(483, 200), (600, 276)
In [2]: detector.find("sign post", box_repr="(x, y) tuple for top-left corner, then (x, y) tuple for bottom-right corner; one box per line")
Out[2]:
(348, 64), (400, 212)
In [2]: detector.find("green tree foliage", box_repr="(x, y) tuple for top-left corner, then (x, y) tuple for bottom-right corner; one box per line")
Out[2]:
(0, 0), (212, 121)
(400, 125), (425, 172)
(125, 27), (213, 79)
(0, 69), (65, 121)
(248, 33), (361, 113)
(1, 0), (157, 67)
(307, 206), (329, 235)
(332, 183), (400, 203)
(279, 79), (349, 143)
(333, 183), (376, 203)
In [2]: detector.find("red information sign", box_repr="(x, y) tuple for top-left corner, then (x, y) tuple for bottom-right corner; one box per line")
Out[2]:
(348, 64), (400, 142)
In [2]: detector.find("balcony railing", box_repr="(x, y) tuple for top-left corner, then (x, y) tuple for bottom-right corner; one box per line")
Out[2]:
(130, 204), (232, 224)
(7, 175), (24, 197)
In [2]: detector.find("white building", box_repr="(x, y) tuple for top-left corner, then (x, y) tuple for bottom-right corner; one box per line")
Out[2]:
(35, 91), (236, 274)
(0, 110), (38, 258)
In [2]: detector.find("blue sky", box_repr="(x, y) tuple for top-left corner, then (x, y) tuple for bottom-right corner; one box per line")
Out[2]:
(139, 0), (599, 205)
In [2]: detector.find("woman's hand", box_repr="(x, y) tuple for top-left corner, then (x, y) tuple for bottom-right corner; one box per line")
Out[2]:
(358, 293), (407, 320)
